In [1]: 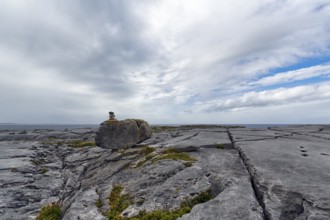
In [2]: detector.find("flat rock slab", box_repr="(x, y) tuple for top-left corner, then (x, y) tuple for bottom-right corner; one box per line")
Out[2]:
(0, 140), (63, 219)
(143, 129), (232, 151)
(271, 125), (330, 141)
(232, 127), (330, 219)
(229, 128), (292, 142)
(178, 148), (263, 220)
(0, 142), (35, 169)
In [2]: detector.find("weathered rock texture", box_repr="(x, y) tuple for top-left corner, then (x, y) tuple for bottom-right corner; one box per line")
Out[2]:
(95, 119), (152, 149)
(0, 125), (330, 219)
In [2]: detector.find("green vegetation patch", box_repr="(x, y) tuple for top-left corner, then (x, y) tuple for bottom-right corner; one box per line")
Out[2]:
(153, 148), (197, 163)
(40, 140), (63, 146)
(183, 161), (193, 167)
(131, 190), (213, 220)
(136, 147), (197, 168)
(216, 144), (225, 149)
(106, 186), (213, 220)
(68, 140), (96, 148)
(135, 146), (156, 167)
(31, 159), (46, 166)
(139, 145), (155, 155)
(153, 152), (196, 163)
(36, 203), (61, 220)
(55, 141), (64, 146)
(96, 199), (103, 208)
(107, 185), (133, 219)
(40, 167), (49, 174)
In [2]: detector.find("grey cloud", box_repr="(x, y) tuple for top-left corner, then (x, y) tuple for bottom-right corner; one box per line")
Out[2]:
(0, 82), (94, 123)
(0, 0), (160, 98)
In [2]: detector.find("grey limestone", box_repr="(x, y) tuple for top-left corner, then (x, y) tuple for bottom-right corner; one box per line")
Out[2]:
(0, 125), (330, 219)
(232, 126), (330, 219)
(95, 119), (152, 149)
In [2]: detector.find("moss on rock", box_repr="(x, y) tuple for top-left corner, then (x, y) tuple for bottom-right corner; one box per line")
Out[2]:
(36, 203), (61, 220)
(68, 140), (96, 148)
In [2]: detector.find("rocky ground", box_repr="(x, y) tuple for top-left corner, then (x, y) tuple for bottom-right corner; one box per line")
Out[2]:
(0, 125), (330, 219)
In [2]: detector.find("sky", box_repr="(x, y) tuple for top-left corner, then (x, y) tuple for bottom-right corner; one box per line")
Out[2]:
(0, 0), (330, 124)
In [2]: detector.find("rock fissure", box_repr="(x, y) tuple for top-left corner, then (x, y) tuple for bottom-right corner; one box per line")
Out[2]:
(178, 132), (200, 142)
(302, 134), (330, 141)
(269, 128), (330, 141)
(302, 198), (330, 212)
(227, 129), (271, 220)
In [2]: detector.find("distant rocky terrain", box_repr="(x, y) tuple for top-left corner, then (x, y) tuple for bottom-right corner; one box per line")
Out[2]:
(0, 124), (330, 219)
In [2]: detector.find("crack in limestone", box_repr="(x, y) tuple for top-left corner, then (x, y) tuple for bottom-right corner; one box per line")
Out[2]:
(268, 128), (330, 141)
(173, 132), (199, 143)
(227, 129), (271, 220)
(303, 198), (330, 212)
(60, 155), (133, 217)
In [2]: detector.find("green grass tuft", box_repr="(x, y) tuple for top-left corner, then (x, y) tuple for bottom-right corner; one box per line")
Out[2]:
(152, 148), (197, 163)
(181, 190), (214, 207)
(40, 167), (49, 174)
(183, 161), (193, 167)
(36, 203), (61, 220)
(135, 146), (156, 168)
(153, 152), (197, 163)
(136, 147), (197, 168)
(31, 159), (46, 166)
(216, 144), (225, 149)
(161, 148), (180, 154)
(106, 185), (133, 220)
(140, 146), (155, 155)
(56, 141), (64, 146)
(106, 188), (213, 220)
(96, 199), (103, 208)
(68, 140), (96, 148)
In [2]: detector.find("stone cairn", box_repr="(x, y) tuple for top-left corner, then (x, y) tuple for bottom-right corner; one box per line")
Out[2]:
(109, 111), (117, 121)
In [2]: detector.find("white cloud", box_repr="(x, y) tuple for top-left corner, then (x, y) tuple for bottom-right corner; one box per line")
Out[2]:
(134, 0), (330, 103)
(205, 83), (330, 112)
(251, 64), (330, 87)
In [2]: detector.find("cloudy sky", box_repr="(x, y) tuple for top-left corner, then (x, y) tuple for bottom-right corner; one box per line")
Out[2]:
(0, 0), (330, 124)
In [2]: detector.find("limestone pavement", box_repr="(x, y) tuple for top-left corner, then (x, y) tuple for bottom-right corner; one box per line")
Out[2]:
(0, 125), (329, 219)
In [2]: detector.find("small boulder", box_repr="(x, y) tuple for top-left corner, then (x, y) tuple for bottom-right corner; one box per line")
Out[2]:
(95, 118), (152, 150)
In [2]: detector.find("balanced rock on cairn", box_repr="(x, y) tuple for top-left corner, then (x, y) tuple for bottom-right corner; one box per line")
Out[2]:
(95, 111), (152, 149)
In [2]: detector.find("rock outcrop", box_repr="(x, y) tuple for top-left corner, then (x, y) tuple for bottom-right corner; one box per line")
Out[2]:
(95, 119), (152, 150)
(0, 125), (330, 219)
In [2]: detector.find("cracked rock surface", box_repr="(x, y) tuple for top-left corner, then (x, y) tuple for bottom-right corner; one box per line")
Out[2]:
(0, 125), (329, 219)
(232, 125), (330, 220)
